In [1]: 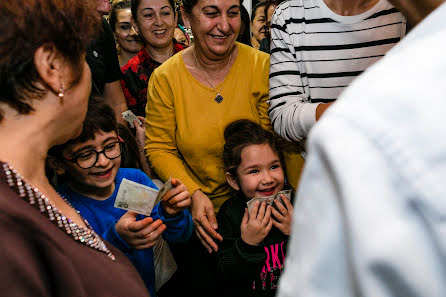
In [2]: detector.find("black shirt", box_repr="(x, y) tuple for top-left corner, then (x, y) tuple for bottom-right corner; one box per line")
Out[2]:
(217, 193), (289, 297)
(86, 18), (121, 95)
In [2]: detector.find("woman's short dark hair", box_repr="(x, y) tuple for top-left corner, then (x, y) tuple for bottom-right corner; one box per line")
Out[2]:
(251, 0), (267, 22)
(264, 0), (283, 19)
(131, 0), (176, 23)
(110, 0), (132, 32)
(0, 0), (100, 122)
(237, 4), (252, 46)
(182, 0), (243, 15)
(223, 119), (285, 177)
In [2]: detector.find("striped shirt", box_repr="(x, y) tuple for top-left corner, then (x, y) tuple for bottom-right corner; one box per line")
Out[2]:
(268, 0), (406, 142)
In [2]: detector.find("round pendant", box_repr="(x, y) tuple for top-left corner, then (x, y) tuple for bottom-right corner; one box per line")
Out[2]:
(215, 94), (223, 103)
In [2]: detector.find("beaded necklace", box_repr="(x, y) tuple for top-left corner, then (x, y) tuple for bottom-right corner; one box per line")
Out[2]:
(2, 163), (115, 260)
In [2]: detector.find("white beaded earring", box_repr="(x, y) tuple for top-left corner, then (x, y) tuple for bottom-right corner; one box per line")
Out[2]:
(58, 81), (65, 99)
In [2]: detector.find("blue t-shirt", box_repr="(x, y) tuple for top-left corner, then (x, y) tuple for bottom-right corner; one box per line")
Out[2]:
(58, 168), (193, 297)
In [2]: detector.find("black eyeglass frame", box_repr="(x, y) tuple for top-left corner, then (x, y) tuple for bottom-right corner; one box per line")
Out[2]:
(63, 138), (123, 169)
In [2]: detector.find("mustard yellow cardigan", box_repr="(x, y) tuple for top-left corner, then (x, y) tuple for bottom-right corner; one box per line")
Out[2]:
(145, 43), (303, 211)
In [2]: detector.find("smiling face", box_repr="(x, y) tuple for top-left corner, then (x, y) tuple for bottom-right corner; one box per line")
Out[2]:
(62, 130), (121, 199)
(250, 5), (266, 47)
(227, 143), (285, 200)
(133, 0), (177, 52)
(114, 8), (143, 54)
(184, 0), (241, 59)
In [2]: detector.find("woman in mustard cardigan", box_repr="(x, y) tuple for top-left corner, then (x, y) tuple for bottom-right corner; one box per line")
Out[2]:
(144, 0), (302, 293)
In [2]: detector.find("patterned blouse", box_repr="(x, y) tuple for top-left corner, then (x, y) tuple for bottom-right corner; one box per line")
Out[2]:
(120, 41), (185, 117)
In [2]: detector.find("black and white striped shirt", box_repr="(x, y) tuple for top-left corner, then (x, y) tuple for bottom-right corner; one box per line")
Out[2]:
(268, 0), (406, 141)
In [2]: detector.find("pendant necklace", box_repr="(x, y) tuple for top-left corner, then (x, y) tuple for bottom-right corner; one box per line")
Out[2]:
(193, 48), (233, 103)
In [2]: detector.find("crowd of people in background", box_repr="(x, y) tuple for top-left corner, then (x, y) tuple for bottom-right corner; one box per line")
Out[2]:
(0, 0), (445, 296)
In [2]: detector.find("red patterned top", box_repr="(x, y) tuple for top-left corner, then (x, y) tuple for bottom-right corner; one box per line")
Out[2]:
(120, 41), (185, 117)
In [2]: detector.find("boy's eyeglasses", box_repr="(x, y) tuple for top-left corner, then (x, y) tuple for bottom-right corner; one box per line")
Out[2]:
(64, 138), (123, 169)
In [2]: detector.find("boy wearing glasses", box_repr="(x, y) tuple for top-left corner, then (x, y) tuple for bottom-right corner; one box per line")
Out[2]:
(48, 97), (193, 297)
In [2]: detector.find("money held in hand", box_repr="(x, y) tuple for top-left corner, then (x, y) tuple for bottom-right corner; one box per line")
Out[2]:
(246, 190), (292, 215)
(154, 177), (173, 205)
(122, 110), (142, 128)
(115, 178), (160, 216)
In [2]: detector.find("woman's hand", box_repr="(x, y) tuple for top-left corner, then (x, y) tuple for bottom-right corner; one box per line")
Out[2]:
(190, 190), (223, 253)
(241, 202), (273, 246)
(115, 211), (166, 249)
(271, 195), (294, 235)
(161, 178), (191, 217)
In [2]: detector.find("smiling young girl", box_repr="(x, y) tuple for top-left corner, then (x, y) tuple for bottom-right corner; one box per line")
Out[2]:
(216, 119), (294, 297)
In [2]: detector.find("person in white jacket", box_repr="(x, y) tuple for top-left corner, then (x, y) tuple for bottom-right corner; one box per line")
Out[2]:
(278, 0), (446, 296)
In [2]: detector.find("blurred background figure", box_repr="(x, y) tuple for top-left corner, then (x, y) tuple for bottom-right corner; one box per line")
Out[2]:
(109, 0), (144, 67)
(174, 25), (191, 46)
(87, 0), (128, 124)
(259, 0), (284, 53)
(250, 1), (267, 49)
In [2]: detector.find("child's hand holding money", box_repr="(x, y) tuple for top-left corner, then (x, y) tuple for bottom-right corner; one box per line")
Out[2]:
(271, 195), (294, 236)
(241, 202), (273, 246)
(161, 178), (191, 217)
(115, 211), (166, 249)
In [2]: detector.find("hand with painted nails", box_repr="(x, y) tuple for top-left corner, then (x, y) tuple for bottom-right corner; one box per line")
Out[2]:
(241, 201), (273, 246)
(115, 211), (166, 250)
(161, 178), (191, 217)
(271, 194), (294, 236)
(190, 190), (223, 253)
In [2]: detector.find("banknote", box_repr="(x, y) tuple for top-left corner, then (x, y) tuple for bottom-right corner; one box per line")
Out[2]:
(246, 190), (292, 215)
(115, 178), (158, 216)
(272, 190), (292, 212)
(122, 110), (142, 128)
(154, 177), (173, 205)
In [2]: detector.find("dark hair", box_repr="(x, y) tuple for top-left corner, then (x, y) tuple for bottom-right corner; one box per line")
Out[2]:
(237, 5), (252, 46)
(182, 0), (243, 15)
(0, 0), (100, 122)
(131, 0), (176, 23)
(251, 0), (267, 22)
(223, 119), (285, 177)
(117, 123), (144, 170)
(49, 96), (117, 157)
(264, 0), (283, 20)
(110, 0), (132, 32)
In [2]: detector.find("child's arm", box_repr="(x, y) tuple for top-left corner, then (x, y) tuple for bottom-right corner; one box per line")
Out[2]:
(271, 194), (294, 235)
(217, 202), (272, 280)
(151, 178), (193, 243)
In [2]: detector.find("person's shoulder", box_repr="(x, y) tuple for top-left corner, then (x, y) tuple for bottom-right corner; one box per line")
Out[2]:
(118, 168), (156, 188)
(121, 48), (144, 73)
(275, 0), (307, 16)
(237, 43), (269, 65)
(117, 168), (145, 181)
(218, 194), (244, 217)
(151, 51), (185, 83)
(156, 50), (183, 73)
